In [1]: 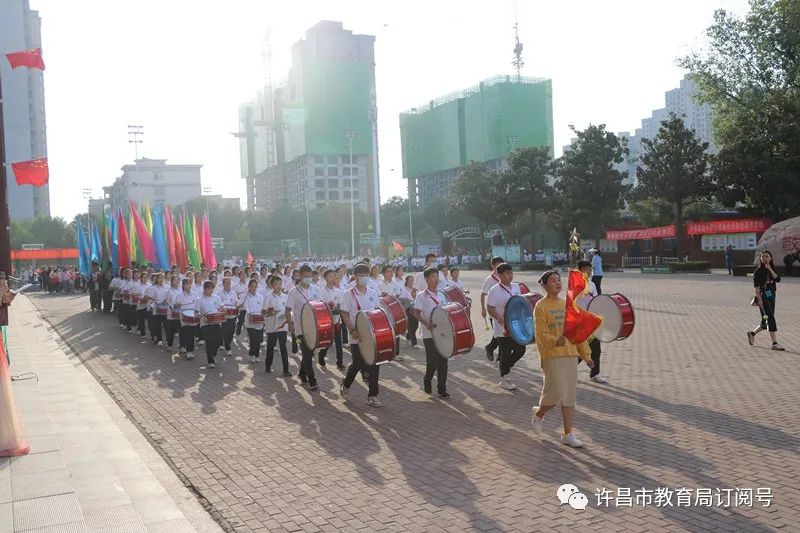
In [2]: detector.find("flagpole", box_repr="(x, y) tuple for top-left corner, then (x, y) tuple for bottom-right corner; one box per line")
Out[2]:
(0, 73), (12, 275)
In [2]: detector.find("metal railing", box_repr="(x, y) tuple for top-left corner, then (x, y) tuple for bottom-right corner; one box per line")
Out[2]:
(656, 256), (688, 264)
(622, 256), (653, 267)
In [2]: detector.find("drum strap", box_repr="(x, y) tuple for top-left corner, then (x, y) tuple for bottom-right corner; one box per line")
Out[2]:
(350, 288), (362, 311)
(498, 283), (514, 297)
(426, 290), (440, 306)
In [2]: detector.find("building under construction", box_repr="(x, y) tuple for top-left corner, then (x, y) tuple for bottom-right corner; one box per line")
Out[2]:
(400, 75), (553, 207)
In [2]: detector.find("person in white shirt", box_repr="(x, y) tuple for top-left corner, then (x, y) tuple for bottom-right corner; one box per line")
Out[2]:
(133, 272), (149, 337)
(286, 265), (321, 390)
(413, 253), (439, 292)
(110, 269), (127, 329)
(339, 263), (383, 407)
(486, 263), (526, 390)
(263, 276), (291, 374)
(234, 270), (249, 336)
(577, 260), (607, 383)
(240, 279), (264, 364)
(144, 273), (169, 346)
(317, 269), (344, 368)
(164, 275), (182, 351)
(413, 267), (450, 398)
(219, 277), (239, 356)
(174, 278), (198, 357)
(367, 265), (381, 293)
(590, 249), (604, 295)
(481, 256), (506, 362)
(195, 281), (224, 368)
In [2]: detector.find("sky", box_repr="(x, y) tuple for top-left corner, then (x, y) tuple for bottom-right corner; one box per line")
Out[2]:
(30, 0), (750, 220)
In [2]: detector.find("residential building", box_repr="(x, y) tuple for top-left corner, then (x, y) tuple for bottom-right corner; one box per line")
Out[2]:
(400, 75), (554, 206)
(101, 158), (202, 211)
(203, 194), (240, 210)
(237, 21), (378, 216)
(0, 0), (49, 219)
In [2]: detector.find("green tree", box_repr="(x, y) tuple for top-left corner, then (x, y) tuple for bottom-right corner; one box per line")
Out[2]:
(10, 220), (36, 249)
(552, 124), (630, 240)
(634, 114), (714, 256)
(680, 0), (800, 220)
(448, 162), (503, 252)
(499, 146), (556, 242)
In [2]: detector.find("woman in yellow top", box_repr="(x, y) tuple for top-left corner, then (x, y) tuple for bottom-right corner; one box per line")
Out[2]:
(532, 270), (594, 448)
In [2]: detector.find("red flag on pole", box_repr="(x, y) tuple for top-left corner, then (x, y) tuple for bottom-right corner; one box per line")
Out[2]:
(247, 251), (254, 266)
(116, 210), (131, 269)
(563, 270), (602, 344)
(392, 241), (405, 252)
(11, 158), (49, 187)
(5, 48), (45, 70)
(164, 207), (176, 267)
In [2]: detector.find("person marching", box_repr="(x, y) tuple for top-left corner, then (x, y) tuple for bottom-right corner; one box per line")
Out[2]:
(195, 281), (224, 369)
(576, 260), (608, 383)
(145, 273), (169, 347)
(234, 270), (249, 336)
(486, 263), (525, 390)
(240, 279), (265, 364)
(133, 271), (149, 338)
(286, 265), (320, 390)
(101, 264), (114, 313)
(379, 265), (406, 361)
(318, 269), (344, 369)
(413, 267), (450, 398)
(174, 278), (198, 359)
(402, 274), (419, 348)
(531, 270), (594, 448)
(748, 250), (785, 351)
(264, 276), (291, 375)
(219, 277), (238, 356)
(590, 249), (604, 294)
(164, 275), (182, 351)
(339, 263), (383, 407)
(88, 262), (101, 312)
(481, 256), (505, 361)
(110, 269), (128, 328)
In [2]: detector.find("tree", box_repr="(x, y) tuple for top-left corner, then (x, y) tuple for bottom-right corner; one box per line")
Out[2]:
(498, 146), (556, 241)
(680, 0), (800, 221)
(552, 124), (630, 240)
(448, 162), (503, 251)
(634, 114), (714, 256)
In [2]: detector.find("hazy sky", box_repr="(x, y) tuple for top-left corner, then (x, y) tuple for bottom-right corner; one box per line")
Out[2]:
(30, 0), (749, 220)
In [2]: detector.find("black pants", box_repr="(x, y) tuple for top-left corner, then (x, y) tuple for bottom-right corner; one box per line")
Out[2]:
(406, 311), (419, 346)
(247, 327), (264, 357)
(203, 324), (222, 364)
(318, 325), (343, 364)
(343, 343), (380, 397)
(341, 327), (349, 345)
(296, 335), (317, 387)
(486, 321), (499, 352)
(578, 338), (601, 377)
(291, 333), (298, 354)
(149, 313), (163, 342)
(222, 319), (236, 351)
(102, 290), (113, 312)
(236, 309), (247, 335)
(423, 338), (448, 393)
(137, 309), (148, 336)
(759, 293), (778, 332)
(591, 275), (603, 295)
(266, 331), (289, 372)
(165, 319), (180, 348)
(180, 325), (196, 353)
(497, 337), (525, 377)
(115, 300), (124, 324)
(89, 289), (101, 310)
(124, 303), (136, 329)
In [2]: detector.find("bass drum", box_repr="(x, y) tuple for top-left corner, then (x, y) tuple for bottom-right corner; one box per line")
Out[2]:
(442, 285), (469, 309)
(504, 293), (543, 345)
(379, 295), (408, 336)
(587, 293), (635, 342)
(430, 302), (474, 358)
(300, 300), (333, 350)
(356, 309), (395, 365)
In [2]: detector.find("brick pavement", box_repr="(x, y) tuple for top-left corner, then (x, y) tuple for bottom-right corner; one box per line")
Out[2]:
(26, 271), (800, 532)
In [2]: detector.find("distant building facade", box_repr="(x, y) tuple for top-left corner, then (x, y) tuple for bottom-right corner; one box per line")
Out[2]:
(100, 158), (202, 212)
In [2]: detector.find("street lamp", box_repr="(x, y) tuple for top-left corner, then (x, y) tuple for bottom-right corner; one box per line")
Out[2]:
(344, 130), (357, 256)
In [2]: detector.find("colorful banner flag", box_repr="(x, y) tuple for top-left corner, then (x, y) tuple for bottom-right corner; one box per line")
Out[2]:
(89, 218), (102, 264)
(143, 202), (153, 236)
(174, 222), (187, 271)
(5, 48), (45, 70)
(164, 207), (176, 268)
(183, 211), (198, 268)
(117, 209), (131, 269)
(563, 270), (602, 344)
(247, 251), (254, 266)
(76, 221), (91, 278)
(152, 209), (170, 271)
(129, 201), (157, 264)
(11, 158), (49, 187)
(200, 213), (217, 269)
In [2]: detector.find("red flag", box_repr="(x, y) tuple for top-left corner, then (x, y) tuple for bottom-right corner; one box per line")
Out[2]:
(392, 241), (405, 252)
(164, 207), (176, 267)
(247, 251), (254, 266)
(129, 201), (157, 264)
(6, 48), (45, 70)
(563, 270), (602, 344)
(11, 158), (49, 186)
(173, 223), (186, 271)
(116, 210), (131, 269)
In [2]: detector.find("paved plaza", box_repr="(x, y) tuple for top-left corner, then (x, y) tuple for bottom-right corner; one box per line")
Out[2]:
(9, 271), (800, 532)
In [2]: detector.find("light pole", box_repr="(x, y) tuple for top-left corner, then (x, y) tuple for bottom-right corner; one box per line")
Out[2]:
(344, 130), (357, 256)
(128, 125), (143, 160)
(407, 180), (414, 256)
(81, 187), (92, 234)
(202, 186), (212, 226)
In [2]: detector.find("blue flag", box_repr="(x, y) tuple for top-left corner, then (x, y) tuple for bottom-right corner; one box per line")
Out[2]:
(76, 220), (91, 277)
(152, 209), (170, 271)
(108, 212), (118, 272)
(90, 218), (102, 264)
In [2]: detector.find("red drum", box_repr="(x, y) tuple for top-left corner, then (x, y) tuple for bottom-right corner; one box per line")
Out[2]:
(379, 295), (407, 336)
(518, 282), (531, 295)
(224, 305), (239, 319)
(300, 301), (333, 350)
(131, 294), (141, 304)
(442, 285), (469, 310)
(245, 313), (265, 328)
(153, 303), (169, 316)
(205, 312), (225, 325)
(430, 302), (475, 358)
(587, 293), (635, 342)
(167, 307), (181, 321)
(180, 309), (199, 326)
(122, 291), (131, 304)
(356, 309), (395, 365)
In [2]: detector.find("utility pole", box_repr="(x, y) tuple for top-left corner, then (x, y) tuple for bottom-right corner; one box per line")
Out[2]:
(344, 130), (357, 256)
(0, 75), (11, 275)
(512, 1), (524, 82)
(127, 125), (143, 160)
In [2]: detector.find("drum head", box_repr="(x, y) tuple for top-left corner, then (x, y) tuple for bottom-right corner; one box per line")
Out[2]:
(588, 295), (622, 342)
(505, 295), (534, 345)
(379, 300), (396, 330)
(301, 304), (318, 348)
(182, 309), (195, 318)
(356, 312), (377, 365)
(430, 306), (454, 357)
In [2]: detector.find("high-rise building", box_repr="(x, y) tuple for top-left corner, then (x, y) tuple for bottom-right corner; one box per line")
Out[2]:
(400, 75), (554, 206)
(100, 158), (202, 213)
(0, 0), (49, 219)
(238, 21), (378, 216)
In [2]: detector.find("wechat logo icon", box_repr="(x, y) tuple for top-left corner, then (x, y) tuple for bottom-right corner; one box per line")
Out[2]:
(557, 484), (589, 510)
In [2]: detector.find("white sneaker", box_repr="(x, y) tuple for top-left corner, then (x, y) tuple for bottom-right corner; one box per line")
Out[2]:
(395, 354), (405, 362)
(340, 384), (350, 401)
(250, 356), (256, 364)
(368, 396), (382, 408)
(157, 341), (163, 347)
(179, 347), (186, 354)
(208, 363), (215, 369)
(198, 340), (205, 346)
(531, 409), (544, 434)
(772, 343), (786, 351)
(254, 356), (260, 362)
(186, 353), (195, 360)
(590, 375), (608, 384)
(561, 432), (583, 448)
(499, 377), (516, 390)
(226, 349), (232, 356)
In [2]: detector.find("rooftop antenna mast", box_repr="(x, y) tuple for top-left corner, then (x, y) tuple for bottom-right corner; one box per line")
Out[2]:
(512, 0), (524, 82)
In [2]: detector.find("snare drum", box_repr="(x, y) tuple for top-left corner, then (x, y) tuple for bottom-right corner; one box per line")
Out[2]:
(356, 309), (395, 365)
(131, 294), (141, 305)
(245, 313), (265, 328)
(300, 301), (333, 350)
(430, 302), (475, 358)
(122, 291), (131, 305)
(205, 312), (225, 325)
(504, 293), (543, 345)
(223, 305), (239, 320)
(167, 306), (181, 321)
(587, 293), (635, 342)
(442, 285), (469, 310)
(153, 303), (169, 316)
(180, 309), (199, 327)
(518, 282), (531, 295)
(379, 295), (408, 336)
